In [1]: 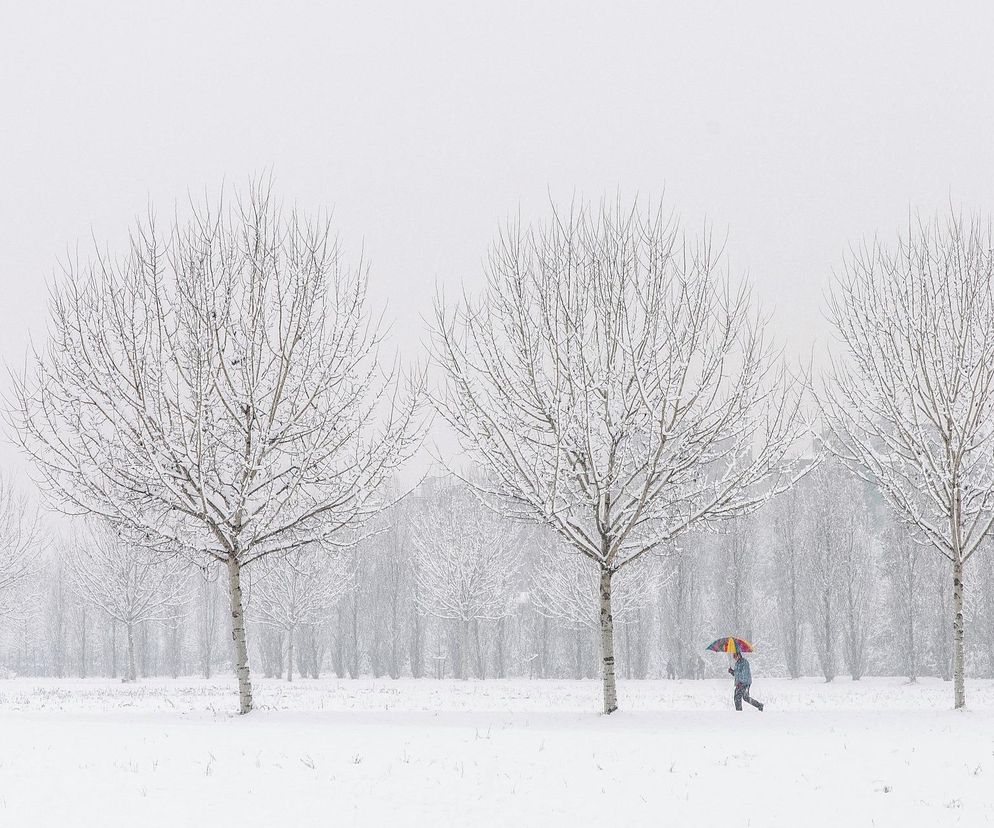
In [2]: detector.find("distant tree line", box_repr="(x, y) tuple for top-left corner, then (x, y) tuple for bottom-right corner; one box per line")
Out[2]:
(1, 462), (989, 691)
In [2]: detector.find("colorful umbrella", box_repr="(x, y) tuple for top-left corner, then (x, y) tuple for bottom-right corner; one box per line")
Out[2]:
(705, 637), (754, 654)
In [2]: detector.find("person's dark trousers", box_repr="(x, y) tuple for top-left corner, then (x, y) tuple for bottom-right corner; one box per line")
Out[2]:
(734, 683), (763, 711)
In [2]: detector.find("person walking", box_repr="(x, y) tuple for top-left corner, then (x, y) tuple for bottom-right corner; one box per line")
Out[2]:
(728, 650), (764, 711)
(695, 655), (706, 680)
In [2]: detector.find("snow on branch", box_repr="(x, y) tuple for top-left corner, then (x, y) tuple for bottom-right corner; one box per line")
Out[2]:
(432, 198), (807, 573)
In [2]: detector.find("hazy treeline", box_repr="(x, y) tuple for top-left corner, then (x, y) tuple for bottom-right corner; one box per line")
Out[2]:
(1, 460), (987, 684)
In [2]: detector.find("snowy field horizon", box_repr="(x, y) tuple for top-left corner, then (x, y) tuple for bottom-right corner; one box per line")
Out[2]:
(1, 675), (989, 827)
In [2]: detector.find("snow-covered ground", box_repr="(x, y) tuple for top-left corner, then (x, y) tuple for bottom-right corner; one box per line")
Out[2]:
(0, 676), (990, 827)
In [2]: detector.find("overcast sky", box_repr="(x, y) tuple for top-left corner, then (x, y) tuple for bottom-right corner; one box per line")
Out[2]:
(2, 1), (994, 481)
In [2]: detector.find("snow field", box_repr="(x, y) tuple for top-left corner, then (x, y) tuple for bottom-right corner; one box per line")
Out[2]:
(0, 676), (990, 827)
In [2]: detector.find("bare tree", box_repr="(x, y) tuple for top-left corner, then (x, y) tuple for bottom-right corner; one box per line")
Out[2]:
(0, 476), (43, 619)
(714, 514), (757, 641)
(13, 183), (423, 712)
(822, 212), (994, 708)
(252, 547), (353, 681)
(70, 600), (89, 678)
(532, 541), (655, 634)
(880, 520), (926, 682)
(770, 486), (805, 678)
(409, 477), (524, 679)
(924, 551), (953, 680)
(969, 540), (994, 678)
(801, 464), (846, 681)
(432, 200), (804, 712)
(838, 497), (874, 681)
(196, 565), (223, 679)
(44, 559), (68, 677)
(363, 509), (415, 679)
(796, 461), (874, 681)
(533, 541), (657, 679)
(66, 523), (189, 682)
(661, 538), (707, 679)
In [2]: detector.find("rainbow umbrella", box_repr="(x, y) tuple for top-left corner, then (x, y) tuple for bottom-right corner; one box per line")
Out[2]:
(705, 637), (754, 654)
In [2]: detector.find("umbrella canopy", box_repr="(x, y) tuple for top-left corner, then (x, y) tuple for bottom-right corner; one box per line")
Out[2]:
(705, 637), (754, 654)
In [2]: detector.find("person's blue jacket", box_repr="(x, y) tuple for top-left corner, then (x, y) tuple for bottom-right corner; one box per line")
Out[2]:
(733, 656), (752, 687)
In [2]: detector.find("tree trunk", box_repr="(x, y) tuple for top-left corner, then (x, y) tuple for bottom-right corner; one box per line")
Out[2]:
(347, 599), (360, 678)
(141, 623), (149, 677)
(495, 616), (506, 679)
(201, 576), (214, 679)
(170, 611), (181, 678)
(410, 607), (424, 679)
(474, 619), (485, 680)
(599, 569), (618, 714)
(461, 619), (470, 680)
(540, 615), (550, 679)
(788, 557), (800, 678)
(79, 607), (87, 679)
(227, 556), (254, 714)
(389, 602), (400, 679)
(904, 548), (917, 683)
(286, 626), (295, 682)
(126, 621), (136, 682)
(953, 555), (965, 709)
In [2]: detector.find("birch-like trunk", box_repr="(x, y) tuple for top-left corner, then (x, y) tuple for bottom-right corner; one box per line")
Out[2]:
(126, 621), (136, 682)
(953, 555), (965, 709)
(599, 569), (618, 714)
(227, 556), (254, 714)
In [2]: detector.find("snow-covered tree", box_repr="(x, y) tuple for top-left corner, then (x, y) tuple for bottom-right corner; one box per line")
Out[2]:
(531, 541), (656, 633)
(13, 183), (423, 712)
(533, 541), (658, 679)
(252, 548), (353, 681)
(409, 478), (524, 680)
(713, 514), (758, 641)
(838, 502), (874, 681)
(660, 538), (707, 679)
(923, 551), (953, 681)
(363, 511), (416, 679)
(43, 559), (69, 677)
(822, 212), (994, 708)
(195, 566), (223, 679)
(66, 523), (190, 682)
(433, 200), (804, 712)
(770, 485), (805, 678)
(969, 542), (994, 677)
(70, 598), (90, 678)
(800, 464), (846, 681)
(0, 476), (43, 619)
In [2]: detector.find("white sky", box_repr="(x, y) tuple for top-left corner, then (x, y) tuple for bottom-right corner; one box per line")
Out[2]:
(2, 0), (994, 483)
